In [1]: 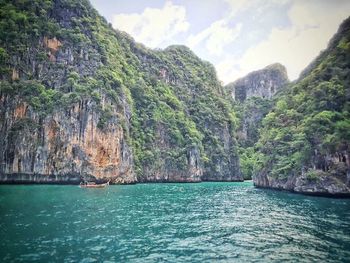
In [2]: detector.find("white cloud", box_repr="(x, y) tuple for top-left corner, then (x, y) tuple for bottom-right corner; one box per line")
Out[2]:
(218, 0), (350, 83)
(187, 20), (242, 56)
(216, 57), (241, 85)
(184, 0), (250, 56)
(112, 1), (189, 48)
(223, 0), (257, 17)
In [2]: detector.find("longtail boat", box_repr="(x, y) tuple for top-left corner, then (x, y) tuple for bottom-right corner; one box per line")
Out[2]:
(79, 181), (110, 188)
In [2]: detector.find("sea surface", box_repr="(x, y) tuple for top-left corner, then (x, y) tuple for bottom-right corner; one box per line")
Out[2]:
(1, 181), (350, 262)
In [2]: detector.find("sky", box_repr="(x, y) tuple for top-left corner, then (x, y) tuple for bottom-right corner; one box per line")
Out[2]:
(90, 0), (350, 84)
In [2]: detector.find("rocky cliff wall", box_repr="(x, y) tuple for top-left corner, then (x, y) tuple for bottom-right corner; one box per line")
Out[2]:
(0, 0), (242, 183)
(253, 17), (350, 196)
(254, 151), (350, 197)
(0, 96), (135, 184)
(226, 63), (289, 102)
(0, 0), (136, 183)
(227, 64), (288, 179)
(131, 45), (242, 182)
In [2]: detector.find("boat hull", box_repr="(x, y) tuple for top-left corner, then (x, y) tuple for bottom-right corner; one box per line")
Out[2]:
(79, 182), (109, 188)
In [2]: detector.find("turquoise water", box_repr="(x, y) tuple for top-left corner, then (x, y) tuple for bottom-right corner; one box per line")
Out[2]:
(1, 182), (350, 262)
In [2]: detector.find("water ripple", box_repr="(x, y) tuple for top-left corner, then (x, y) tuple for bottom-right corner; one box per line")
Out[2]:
(0, 182), (350, 262)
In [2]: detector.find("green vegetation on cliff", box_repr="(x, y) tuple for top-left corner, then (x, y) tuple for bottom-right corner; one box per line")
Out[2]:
(227, 64), (289, 179)
(0, 0), (242, 182)
(2, 0), (347, 191)
(254, 17), (350, 188)
(234, 97), (273, 179)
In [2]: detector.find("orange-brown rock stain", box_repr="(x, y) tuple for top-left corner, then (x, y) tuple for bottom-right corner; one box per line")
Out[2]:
(13, 103), (28, 119)
(43, 37), (62, 53)
(85, 121), (123, 170)
(5, 100), (134, 183)
(43, 37), (62, 62)
(60, 109), (126, 179)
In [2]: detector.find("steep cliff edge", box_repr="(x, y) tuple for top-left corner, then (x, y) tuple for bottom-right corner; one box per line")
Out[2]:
(226, 63), (289, 102)
(253, 17), (350, 196)
(131, 45), (242, 182)
(226, 64), (289, 146)
(225, 64), (289, 179)
(0, 0), (136, 183)
(0, 0), (242, 183)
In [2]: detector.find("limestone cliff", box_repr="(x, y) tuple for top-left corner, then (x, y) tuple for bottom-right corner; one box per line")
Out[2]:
(0, 0), (137, 183)
(226, 63), (289, 102)
(254, 152), (350, 197)
(132, 45), (242, 182)
(0, 0), (242, 183)
(253, 17), (350, 196)
(226, 64), (288, 179)
(0, 97), (134, 184)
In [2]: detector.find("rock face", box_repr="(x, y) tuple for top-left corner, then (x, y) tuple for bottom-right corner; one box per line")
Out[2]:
(225, 64), (288, 179)
(0, 0), (242, 183)
(135, 46), (243, 181)
(0, 98), (135, 184)
(253, 17), (350, 196)
(0, 0), (136, 184)
(254, 154), (350, 197)
(139, 146), (203, 183)
(226, 63), (289, 102)
(235, 96), (273, 148)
